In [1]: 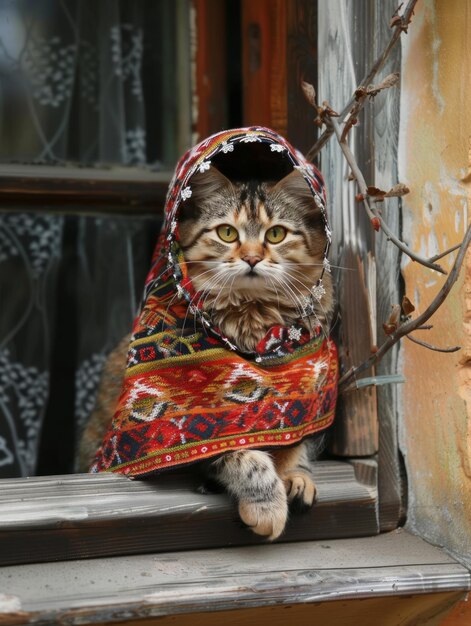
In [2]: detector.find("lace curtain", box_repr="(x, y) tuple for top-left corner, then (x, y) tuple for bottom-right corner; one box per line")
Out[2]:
(0, 0), (186, 477)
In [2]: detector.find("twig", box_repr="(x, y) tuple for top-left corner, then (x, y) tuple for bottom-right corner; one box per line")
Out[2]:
(405, 334), (460, 353)
(341, 73), (400, 143)
(429, 243), (462, 263)
(338, 222), (471, 391)
(329, 117), (447, 275)
(306, 0), (419, 162)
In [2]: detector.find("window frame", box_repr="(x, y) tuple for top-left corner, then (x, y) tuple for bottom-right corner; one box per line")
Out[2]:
(0, 0), (406, 566)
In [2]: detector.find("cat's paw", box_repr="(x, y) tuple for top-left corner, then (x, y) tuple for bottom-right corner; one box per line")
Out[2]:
(238, 480), (288, 541)
(281, 470), (317, 513)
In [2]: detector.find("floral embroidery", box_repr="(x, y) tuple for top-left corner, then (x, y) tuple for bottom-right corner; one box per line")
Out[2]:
(221, 141), (234, 154)
(311, 282), (326, 301)
(288, 326), (303, 341)
(122, 127), (146, 165)
(241, 135), (261, 143)
(198, 161), (211, 173)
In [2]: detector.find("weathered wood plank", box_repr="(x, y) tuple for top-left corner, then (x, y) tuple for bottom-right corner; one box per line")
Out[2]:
(0, 165), (169, 213)
(286, 0), (317, 153)
(373, 0), (406, 531)
(317, 0), (379, 457)
(99, 594), (466, 626)
(193, 0), (228, 141)
(241, 0), (287, 135)
(0, 532), (468, 625)
(0, 461), (378, 566)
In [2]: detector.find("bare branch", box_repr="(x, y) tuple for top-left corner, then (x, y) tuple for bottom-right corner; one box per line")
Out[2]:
(338, 222), (471, 391)
(429, 243), (462, 263)
(405, 334), (461, 353)
(306, 0), (419, 161)
(329, 117), (447, 274)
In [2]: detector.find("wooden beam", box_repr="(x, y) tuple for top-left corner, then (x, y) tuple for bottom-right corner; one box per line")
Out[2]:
(0, 531), (468, 625)
(0, 165), (169, 213)
(192, 0), (228, 141)
(0, 460), (378, 566)
(241, 0), (287, 136)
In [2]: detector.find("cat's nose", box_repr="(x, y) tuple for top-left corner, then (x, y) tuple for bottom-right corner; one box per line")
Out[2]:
(243, 255), (262, 268)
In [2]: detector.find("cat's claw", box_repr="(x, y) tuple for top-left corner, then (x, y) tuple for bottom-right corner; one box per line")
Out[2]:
(282, 470), (317, 513)
(238, 480), (288, 541)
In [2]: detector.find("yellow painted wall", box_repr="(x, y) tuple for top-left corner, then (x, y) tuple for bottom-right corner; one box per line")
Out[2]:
(399, 0), (471, 564)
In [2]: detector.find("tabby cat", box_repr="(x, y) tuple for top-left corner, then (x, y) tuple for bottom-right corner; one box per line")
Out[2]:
(78, 165), (333, 541)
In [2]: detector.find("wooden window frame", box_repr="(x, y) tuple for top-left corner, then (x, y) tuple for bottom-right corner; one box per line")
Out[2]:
(0, 0), (405, 567)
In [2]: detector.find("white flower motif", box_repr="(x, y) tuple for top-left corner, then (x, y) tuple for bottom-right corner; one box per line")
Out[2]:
(165, 455), (172, 461)
(181, 186), (192, 201)
(198, 160), (211, 173)
(241, 135), (261, 143)
(270, 144), (285, 152)
(311, 282), (326, 301)
(122, 127), (146, 164)
(221, 141), (234, 153)
(110, 24), (144, 101)
(288, 326), (303, 341)
(201, 447), (208, 453)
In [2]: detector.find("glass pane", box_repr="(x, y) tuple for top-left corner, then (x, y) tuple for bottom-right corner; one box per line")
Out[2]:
(0, 0), (189, 168)
(0, 211), (161, 477)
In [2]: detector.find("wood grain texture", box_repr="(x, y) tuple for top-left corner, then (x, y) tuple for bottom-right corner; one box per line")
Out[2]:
(317, 0), (379, 457)
(193, 0), (228, 141)
(241, 0), (287, 135)
(286, 0), (317, 154)
(0, 165), (169, 214)
(0, 461), (378, 566)
(440, 594), (471, 625)
(98, 594), (466, 626)
(372, 0), (405, 531)
(0, 531), (468, 625)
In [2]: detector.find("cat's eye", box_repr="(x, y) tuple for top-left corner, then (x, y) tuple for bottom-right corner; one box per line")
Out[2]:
(265, 225), (287, 244)
(216, 224), (239, 243)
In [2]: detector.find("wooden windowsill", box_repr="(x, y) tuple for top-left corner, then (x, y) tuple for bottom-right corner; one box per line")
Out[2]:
(0, 530), (468, 625)
(0, 460), (378, 566)
(0, 164), (171, 213)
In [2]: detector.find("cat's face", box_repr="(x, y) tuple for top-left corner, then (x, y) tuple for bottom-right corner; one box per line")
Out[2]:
(178, 166), (330, 317)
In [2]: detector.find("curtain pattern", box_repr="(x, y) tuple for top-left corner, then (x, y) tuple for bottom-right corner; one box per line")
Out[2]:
(0, 0), (180, 477)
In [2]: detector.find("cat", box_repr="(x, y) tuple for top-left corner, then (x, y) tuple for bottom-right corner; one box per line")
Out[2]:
(78, 165), (333, 541)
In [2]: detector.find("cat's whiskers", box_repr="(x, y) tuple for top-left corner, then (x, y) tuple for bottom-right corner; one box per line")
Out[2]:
(280, 269), (331, 339)
(266, 275), (282, 312)
(181, 268), (227, 337)
(204, 267), (243, 315)
(271, 274), (305, 319)
(288, 261), (354, 272)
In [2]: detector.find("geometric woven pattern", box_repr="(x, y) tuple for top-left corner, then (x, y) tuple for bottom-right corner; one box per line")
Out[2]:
(91, 127), (338, 477)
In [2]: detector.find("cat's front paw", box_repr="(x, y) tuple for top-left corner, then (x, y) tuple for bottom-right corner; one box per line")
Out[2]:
(281, 470), (317, 513)
(238, 479), (288, 541)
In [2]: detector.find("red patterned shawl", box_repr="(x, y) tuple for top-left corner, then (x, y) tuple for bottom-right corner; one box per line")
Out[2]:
(91, 127), (338, 477)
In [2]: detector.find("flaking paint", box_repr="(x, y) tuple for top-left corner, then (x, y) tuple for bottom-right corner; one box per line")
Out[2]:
(399, 0), (471, 567)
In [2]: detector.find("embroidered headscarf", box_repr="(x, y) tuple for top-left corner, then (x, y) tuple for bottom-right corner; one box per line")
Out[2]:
(91, 127), (338, 476)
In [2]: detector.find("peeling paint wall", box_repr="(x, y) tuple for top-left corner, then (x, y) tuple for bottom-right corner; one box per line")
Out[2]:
(399, 0), (471, 565)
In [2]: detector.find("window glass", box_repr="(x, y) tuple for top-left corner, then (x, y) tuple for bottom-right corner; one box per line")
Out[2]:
(0, 0), (187, 167)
